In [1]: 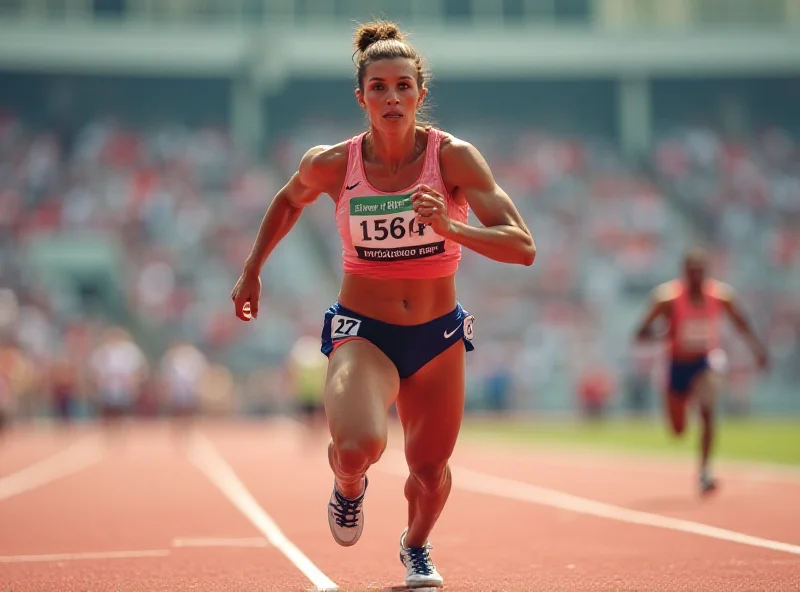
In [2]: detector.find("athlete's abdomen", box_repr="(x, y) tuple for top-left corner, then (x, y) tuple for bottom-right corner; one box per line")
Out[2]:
(670, 322), (715, 360)
(338, 273), (457, 325)
(669, 286), (723, 359)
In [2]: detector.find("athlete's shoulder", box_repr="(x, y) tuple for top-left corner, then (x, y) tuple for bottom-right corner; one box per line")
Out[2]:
(300, 142), (349, 174)
(435, 128), (464, 149)
(706, 279), (735, 302)
(652, 280), (682, 303)
(437, 130), (482, 162)
(298, 141), (350, 187)
(436, 129), (492, 183)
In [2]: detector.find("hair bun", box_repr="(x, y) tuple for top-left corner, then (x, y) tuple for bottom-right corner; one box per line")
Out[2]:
(354, 20), (405, 52)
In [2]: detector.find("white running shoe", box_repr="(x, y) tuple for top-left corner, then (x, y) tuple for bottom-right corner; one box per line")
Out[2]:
(399, 528), (444, 588)
(327, 475), (368, 547)
(700, 470), (718, 496)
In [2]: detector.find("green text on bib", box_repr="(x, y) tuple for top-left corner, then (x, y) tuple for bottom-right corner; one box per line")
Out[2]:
(349, 194), (445, 261)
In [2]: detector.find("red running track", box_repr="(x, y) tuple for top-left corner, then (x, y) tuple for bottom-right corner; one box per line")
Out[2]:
(1, 419), (798, 591)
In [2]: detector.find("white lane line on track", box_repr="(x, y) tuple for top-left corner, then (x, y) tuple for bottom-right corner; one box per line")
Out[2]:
(0, 549), (171, 564)
(187, 432), (339, 592)
(378, 449), (800, 557)
(0, 436), (106, 502)
(172, 537), (270, 548)
(0, 539), (274, 564)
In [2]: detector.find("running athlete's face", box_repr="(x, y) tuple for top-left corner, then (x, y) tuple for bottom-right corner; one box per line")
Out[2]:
(356, 58), (426, 130)
(684, 260), (706, 289)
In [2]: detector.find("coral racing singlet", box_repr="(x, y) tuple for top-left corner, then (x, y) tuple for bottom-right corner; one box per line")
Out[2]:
(335, 127), (469, 280)
(668, 280), (725, 358)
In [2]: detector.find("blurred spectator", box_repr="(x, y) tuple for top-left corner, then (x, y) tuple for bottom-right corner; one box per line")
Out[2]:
(48, 353), (79, 423)
(286, 335), (328, 428)
(0, 364), (13, 435)
(624, 342), (659, 416)
(0, 334), (38, 420)
(577, 363), (616, 420)
(87, 326), (149, 423)
(158, 339), (209, 418)
(198, 363), (237, 417)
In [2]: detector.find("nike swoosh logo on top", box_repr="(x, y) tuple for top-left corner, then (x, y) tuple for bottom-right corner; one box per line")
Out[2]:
(346, 181), (361, 191)
(443, 324), (462, 339)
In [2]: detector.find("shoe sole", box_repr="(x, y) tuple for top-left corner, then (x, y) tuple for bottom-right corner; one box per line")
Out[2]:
(328, 525), (362, 547)
(700, 482), (719, 498)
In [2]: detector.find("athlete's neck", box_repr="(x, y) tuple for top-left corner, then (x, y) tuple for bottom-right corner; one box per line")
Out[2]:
(365, 125), (419, 173)
(686, 284), (705, 302)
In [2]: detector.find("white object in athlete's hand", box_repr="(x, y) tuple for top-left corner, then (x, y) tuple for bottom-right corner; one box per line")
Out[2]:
(243, 302), (252, 320)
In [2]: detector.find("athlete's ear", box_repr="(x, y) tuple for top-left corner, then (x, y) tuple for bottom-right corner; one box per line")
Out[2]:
(417, 86), (427, 108)
(354, 88), (366, 110)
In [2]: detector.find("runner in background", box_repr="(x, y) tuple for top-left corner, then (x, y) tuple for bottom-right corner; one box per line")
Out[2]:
(286, 334), (329, 449)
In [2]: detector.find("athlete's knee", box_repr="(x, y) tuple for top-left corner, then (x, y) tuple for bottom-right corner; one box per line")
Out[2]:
(409, 461), (451, 494)
(699, 404), (714, 423)
(669, 414), (687, 436)
(332, 434), (386, 475)
(667, 395), (687, 436)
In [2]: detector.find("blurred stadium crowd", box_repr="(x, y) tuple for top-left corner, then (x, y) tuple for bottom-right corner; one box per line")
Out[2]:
(1, 71), (799, 427)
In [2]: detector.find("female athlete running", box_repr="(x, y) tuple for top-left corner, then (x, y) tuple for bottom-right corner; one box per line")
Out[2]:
(231, 20), (536, 588)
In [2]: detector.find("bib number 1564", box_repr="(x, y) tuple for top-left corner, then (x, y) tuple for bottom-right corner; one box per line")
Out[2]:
(359, 217), (426, 242)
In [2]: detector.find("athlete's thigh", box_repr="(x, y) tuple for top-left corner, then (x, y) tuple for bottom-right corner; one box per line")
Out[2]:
(396, 341), (466, 467)
(666, 392), (689, 433)
(690, 370), (721, 409)
(325, 339), (400, 442)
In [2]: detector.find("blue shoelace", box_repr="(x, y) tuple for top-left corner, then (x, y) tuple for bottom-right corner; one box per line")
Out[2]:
(329, 486), (365, 528)
(405, 544), (434, 576)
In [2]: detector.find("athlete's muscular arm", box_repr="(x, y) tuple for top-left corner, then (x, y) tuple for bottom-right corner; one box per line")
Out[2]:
(717, 283), (769, 369)
(241, 146), (333, 275)
(634, 285), (674, 341)
(231, 145), (343, 322)
(414, 138), (535, 266)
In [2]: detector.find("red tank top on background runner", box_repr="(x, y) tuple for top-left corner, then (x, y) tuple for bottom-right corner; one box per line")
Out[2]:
(668, 280), (724, 358)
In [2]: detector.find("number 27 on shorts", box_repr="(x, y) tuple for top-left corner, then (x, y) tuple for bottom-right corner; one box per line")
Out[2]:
(331, 315), (362, 339)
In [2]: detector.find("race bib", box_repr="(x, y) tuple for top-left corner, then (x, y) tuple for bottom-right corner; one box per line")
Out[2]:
(331, 315), (362, 339)
(349, 194), (445, 262)
(678, 319), (710, 351)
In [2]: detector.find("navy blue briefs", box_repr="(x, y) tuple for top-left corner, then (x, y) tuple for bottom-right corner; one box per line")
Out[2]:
(320, 302), (475, 379)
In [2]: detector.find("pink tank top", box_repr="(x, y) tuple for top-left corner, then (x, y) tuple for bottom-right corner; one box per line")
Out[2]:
(335, 127), (469, 280)
(668, 280), (724, 357)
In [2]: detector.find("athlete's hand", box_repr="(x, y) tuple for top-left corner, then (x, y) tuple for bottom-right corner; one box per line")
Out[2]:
(411, 184), (452, 236)
(754, 345), (770, 372)
(231, 269), (261, 322)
